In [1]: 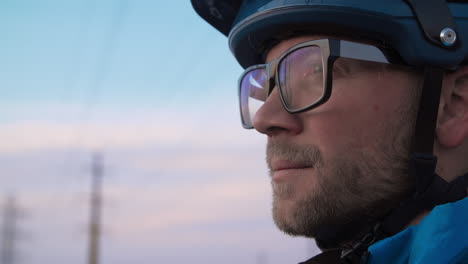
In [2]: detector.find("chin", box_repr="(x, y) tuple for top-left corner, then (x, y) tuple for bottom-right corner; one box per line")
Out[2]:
(272, 193), (316, 237)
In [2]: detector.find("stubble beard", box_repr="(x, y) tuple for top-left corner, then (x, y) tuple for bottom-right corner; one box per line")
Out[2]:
(267, 129), (414, 247)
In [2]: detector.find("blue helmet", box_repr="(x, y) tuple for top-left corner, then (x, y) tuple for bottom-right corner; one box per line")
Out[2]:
(192, 0), (468, 69)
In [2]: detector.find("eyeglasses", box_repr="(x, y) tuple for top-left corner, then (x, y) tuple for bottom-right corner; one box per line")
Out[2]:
(238, 39), (398, 129)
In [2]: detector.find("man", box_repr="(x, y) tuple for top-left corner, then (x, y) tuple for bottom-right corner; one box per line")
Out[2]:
(191, 1), (468, 263)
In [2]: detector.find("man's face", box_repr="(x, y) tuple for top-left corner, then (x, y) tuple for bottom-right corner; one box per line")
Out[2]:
(253, 36), (422, 244)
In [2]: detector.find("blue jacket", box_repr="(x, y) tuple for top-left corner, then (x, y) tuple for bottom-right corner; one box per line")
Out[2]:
(368, 197), (468, 264)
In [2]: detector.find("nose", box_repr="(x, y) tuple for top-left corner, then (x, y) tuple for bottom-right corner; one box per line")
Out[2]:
(253, 88), (303, 137)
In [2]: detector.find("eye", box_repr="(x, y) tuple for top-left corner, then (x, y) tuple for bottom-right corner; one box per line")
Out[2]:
(312, 64), (323, 74)
(302, 64), (323, 78)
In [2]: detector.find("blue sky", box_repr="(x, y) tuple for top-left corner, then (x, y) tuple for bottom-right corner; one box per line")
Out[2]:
(0, 1), (319, 263)
(2, 0), (239, 117)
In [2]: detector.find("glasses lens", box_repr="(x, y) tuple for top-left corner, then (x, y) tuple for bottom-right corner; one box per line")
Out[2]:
(239, 67), (269, 128)
(278, 45), (325, 111)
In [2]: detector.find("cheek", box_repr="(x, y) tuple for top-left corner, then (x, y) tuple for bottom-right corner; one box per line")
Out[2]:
(297, 72), (414, 154)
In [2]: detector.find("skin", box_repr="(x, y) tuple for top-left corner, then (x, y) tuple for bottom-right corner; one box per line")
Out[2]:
(436, 68), (468, 181)
(409, 68), (468, 226)
(251, 35), (468, 247)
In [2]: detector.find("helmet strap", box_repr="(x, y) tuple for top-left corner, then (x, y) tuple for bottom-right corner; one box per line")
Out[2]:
(412, 66), (444, 154)
(378, 66), (444, 236)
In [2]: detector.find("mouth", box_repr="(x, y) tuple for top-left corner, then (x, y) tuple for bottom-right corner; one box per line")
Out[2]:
(270, 159), (313, 182)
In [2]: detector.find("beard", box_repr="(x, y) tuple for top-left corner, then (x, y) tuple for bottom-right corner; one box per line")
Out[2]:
(266, 127), (415, 248)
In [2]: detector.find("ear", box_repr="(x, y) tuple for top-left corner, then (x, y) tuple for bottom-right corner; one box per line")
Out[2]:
(436, 66), (468, 148)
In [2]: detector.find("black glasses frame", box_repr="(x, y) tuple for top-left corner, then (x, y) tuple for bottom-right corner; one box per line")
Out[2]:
(238, 39), (393, 129)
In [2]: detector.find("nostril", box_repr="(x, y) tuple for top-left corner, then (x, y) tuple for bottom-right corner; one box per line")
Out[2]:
(265, 126), (290, 137)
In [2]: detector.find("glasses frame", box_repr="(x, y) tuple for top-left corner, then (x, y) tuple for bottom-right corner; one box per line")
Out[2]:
(238, 38), (394, 129)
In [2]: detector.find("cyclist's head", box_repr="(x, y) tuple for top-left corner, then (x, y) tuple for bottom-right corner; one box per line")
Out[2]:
(192, 0), (468, 247)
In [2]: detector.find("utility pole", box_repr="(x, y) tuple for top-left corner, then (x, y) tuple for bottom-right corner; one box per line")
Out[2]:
(87, 152), (103, 264)
(0, 195), (18, 264)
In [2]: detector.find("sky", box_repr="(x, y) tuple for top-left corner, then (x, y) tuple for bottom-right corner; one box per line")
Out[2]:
(0, 1), (319, 264)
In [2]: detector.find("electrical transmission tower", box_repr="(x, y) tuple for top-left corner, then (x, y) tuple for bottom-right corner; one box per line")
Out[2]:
(0, 195), (19, 264)
(87, 153), (104, 264)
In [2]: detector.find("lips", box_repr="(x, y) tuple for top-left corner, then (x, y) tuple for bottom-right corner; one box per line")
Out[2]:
(271, 159), (313, 172)
(270, 159), (313, 182)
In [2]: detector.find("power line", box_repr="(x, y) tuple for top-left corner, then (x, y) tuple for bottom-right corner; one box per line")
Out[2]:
(62, 0), (130, 158)
(80, 0), (129, 118)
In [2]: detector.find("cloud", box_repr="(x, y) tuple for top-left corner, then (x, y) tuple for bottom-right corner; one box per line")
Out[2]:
(102, 179), (270, 229)
(0, 103), (264, 153)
